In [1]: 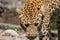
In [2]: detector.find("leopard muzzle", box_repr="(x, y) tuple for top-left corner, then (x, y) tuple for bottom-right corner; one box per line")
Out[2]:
(25, 24), (39, 39)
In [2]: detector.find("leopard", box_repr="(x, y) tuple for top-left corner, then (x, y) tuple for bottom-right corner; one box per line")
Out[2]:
(16, 0), (60, 40)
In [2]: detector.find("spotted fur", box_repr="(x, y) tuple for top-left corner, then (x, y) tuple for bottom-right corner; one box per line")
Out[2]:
(16, 0), (60, 40)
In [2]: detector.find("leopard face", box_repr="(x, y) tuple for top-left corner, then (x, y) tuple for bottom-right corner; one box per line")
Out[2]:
(16, 7), (42, 38)
(16, 0), (43, 37)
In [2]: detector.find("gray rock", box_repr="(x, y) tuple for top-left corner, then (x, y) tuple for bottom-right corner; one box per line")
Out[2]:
(1, 29), (19, 36)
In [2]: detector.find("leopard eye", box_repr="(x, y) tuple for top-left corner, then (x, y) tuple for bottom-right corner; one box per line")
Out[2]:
(37, 8), (40, 10)
(24, 24), (29, 27)
(35, 23), (38, 26)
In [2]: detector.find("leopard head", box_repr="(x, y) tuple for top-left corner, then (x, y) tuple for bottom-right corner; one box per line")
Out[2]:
(16, 8), (40, 38)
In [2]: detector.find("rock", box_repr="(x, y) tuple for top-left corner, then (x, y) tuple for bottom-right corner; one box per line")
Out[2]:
(0, 29), (3, 33)
(1, 29), (19, 37)
(13, 36), (29, 40)
(0, 29), (29, 40)
(0, 29), (4, 35)
(6, 33), (29, 40)
(18, 33), (29, 40)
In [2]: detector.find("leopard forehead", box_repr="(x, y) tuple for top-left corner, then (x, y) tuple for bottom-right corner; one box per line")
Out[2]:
(19, 0), (44, 24)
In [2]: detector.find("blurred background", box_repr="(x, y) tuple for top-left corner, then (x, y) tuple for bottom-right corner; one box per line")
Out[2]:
(0, 0), (26, 25)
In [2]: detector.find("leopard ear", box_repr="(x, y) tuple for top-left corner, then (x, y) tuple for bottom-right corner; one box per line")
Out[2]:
(16, 8), (23, 14)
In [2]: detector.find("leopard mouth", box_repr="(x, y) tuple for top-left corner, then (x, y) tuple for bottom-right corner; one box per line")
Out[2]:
(25, 25), (38, 38)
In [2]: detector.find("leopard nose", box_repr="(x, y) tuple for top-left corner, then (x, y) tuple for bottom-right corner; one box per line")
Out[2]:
(24, 24), (29, 27)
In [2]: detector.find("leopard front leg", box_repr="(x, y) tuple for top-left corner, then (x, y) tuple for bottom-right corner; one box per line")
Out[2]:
(40, 14), (51, 40)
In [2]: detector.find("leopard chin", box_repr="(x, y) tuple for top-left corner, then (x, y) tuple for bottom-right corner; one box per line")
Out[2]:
(26, 25), (38, 39)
